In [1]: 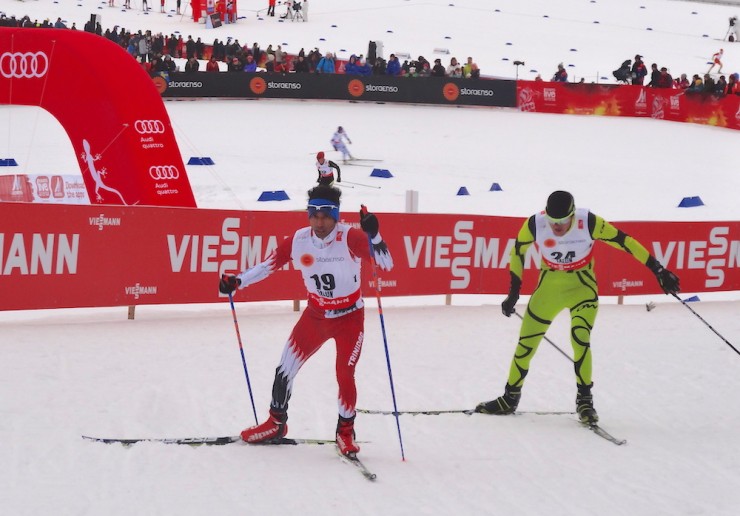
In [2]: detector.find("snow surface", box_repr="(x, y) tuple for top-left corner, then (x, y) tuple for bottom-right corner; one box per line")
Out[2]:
(1, 1), (739, 515)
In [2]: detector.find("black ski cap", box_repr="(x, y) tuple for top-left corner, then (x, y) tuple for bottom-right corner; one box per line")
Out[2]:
(546, 191), (575, 219)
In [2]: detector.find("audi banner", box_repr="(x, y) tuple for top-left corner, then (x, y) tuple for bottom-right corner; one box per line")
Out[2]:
(0, 202), (737, 311)
(158, 72), (518, 108)
(0, 28), (197, 208)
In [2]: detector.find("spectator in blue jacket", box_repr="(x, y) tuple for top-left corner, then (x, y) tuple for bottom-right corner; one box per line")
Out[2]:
(386, 54), (401, 76)
(345, 54), (372, 76)
(315, 52), (335, 74)
(344, 55), (359, 75)
(243, 54), (257, 72)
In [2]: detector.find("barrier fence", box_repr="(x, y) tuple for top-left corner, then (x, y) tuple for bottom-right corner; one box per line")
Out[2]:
(1, 202), (737, 311)
(158, 72), (518, 107)
(517, 81), (740, 131)
(157, 72), (740, 132)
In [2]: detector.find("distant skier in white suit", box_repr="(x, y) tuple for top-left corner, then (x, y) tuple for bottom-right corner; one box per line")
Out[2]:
(331, 126), (354, 163)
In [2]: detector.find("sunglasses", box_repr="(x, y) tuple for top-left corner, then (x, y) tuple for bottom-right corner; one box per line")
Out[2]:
(307, 204), (339, 218)
(546, 213), (574, 225)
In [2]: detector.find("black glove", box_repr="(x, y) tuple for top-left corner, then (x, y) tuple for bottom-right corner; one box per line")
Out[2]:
(371, 238), (393, 270)
(372, 239), (389, 255)
(647, 257), (680, 295)
(501, 273), (522, 317)
(359, 209), (379, 238)
(219, 274), (241, 294)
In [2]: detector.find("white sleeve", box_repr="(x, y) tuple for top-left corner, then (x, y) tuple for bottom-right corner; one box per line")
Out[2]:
(235, 255), (276, 288)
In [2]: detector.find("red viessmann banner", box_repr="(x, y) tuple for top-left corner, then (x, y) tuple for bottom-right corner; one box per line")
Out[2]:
(0, 203), (738, 311)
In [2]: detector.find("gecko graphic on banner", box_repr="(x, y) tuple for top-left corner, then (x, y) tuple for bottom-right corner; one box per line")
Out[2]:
(81, 139), (129, 204)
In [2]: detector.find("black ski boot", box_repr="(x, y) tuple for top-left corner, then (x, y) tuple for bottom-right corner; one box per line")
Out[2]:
(475, 384), (521, 414)
(576, 384), (599, 424)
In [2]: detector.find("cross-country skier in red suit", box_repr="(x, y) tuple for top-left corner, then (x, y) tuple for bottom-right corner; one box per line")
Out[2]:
(219, 185), (393, 456)
(315, 151), (341, 186)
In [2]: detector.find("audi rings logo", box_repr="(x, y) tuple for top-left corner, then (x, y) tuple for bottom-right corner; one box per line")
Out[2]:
(149, 165), (180, 180)
(135, 120), (166, 134)
(0, 51), (49, 79)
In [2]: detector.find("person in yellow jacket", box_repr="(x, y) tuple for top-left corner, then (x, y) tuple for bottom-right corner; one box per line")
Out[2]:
(476, 191), (680, 423)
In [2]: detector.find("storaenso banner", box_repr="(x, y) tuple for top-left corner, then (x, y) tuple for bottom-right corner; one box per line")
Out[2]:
(157, 72), (517, 108)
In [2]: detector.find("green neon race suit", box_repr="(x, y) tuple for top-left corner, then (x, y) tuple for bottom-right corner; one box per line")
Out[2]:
(505, 207), (653, 389)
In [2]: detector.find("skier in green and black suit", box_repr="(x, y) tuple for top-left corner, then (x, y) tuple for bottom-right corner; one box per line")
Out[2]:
(476, 191), (680, 423)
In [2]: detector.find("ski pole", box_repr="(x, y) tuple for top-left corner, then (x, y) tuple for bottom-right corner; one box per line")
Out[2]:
(228, 292), (259, 424)
(342, 181), (381, 189)
(361, 205), (405, 461)
(671, 293), (739, 356)
(514, 311), (574, 363)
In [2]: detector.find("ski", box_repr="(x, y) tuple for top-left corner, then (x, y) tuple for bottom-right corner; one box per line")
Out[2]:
(82, 435), (341, 447)
(350, 158), (383, 162)
(357, 408), (574, 416)
(358, 408), (473, 415)
(82, 434), (239, 446)
(337, 448), (377, 481)
(582, 423), (627, 446)
(341, 180), (381, 189)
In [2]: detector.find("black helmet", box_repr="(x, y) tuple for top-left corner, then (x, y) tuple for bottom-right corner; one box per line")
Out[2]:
(546, 191), (575, 219)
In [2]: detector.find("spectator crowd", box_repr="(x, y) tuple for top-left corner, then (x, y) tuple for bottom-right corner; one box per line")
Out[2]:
(0, 11), (481, 80)
(0, 10), (737, 97)
(610, 52), (738, 96)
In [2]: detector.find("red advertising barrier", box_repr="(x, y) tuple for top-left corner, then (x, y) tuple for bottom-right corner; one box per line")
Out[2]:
(0, 174), (89, 204)
(1, 203), (737, 311)
(0, 28), (196, 207)
(517, 81), (740, 131)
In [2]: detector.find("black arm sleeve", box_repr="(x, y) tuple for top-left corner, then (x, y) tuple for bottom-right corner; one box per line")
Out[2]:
(588, 211), (596, 234)
(526, 215), (537, 239)
(329, 161), (341, 182)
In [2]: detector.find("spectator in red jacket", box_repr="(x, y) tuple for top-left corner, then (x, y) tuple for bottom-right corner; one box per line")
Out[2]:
(726, 73), (739, 95)
(552, 63), (568, 82)
(176, 36), (185, 58)
(674, 73), (690, 89)
(206, 56), (220, 72)
(631, 55), (647, 85)
(216, 0), (226, 21)
(226, 0), (236, 23)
